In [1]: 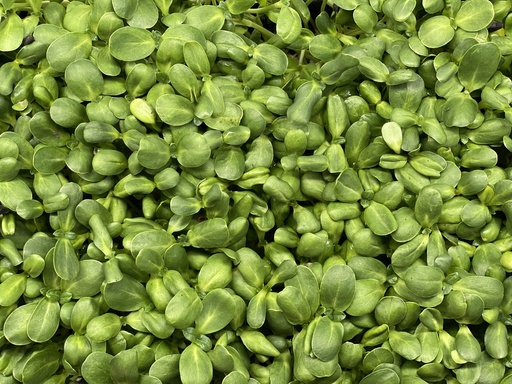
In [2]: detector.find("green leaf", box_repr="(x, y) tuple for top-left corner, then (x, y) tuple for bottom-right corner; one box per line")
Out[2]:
(165, 287), (203, 329)
(484, 321), (508, 359)
(403, 265), (444, 298)
(91, 148), (127, 176)
(418, 16), (454, 48)
(158, 24), (207, 65)
(21, 349), (61, 384)
(333, 0), (365, 10)
(54, 237), (79, 280)
(82, 352), (115, 384)
(110, 349), (139, 384)
(113, 0), (138, 19)
(452, 276), (504, 308)
(392, 207), (421, 243)
(422, 118), (448, 145)
(170, 195), (201, 217)
(27, 297), (60, 343)
(149, 355), (180, 383)
(187, 218), (230, 249)
(277, 6), (302, 44)
(46, 32), (92, 72)
(195, 288), (236, 334)
(320, 264), (356, 311)
(184, 41), (211, 77)
(423, 0), (444, 13)
(127, 0), (159, 29)
(137, 134), (171, 169)
(346, 279), (386, 316)
(3, 302), (36, 345)
(109, 26), (155, 61)
(176, 133), (211, 168)
(374, 296), (407, 326)
(197, 253), (233, 292)
(461, 200), (490, 228)
(204, 101), (243, 131)
(458, 43), (501, 92)
(156, 93), (195, 126)
(103, 274), (149, 311)
(277, 285), (312, 325)
(348, 257), (388, 285)
(225, 0), (256, 14)
(135, 248), (165, 274)
(0, 13), (24, 52)
(360, 367), (400, 384)
(214, 147), (245, 181)
(392, 0), (416, 21)
(63, 332), (92, 370)
(0, 157), (20, 181)
(311, 316), (344, 361)
(467, 118), (512, 145)
(33, 145), (68, 174)
(388, 72), (424, 112)
(415, 187), (443, 228)
(184, 5), (225, 39)
(61, 1), (90, 32)
(0, 178), (32, 211)
(247, 286), (268, 328)
(286, 265), (320, 316)
(97, 12), (124, 41)
(455, 0), (494, 31)
(364, 201), (398, 236)
(240, 329), (281, 356)
(125, 63), (156, 98)
(0, 274), (26, 306)
(460, 146), (498, 168)
(169, 63), (201, 101)
(179, 344), (213, 384)
(442, 92), (478, 128)
(489, 180), (512, 205)
(409, 151), (447, 178)
(96, 46), (121, 76)
(253, 44), (289, 76)
(455, 325), (481, 363)
(354, 4), (378, 33)
(390, 329), (422, 359)
(381, 122), (402, 154)
(85, 313), (122, 343)
(358, 56), (389, 83)
(49, 97), (88, 128)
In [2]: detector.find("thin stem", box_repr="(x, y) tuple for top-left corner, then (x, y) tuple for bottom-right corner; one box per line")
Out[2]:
(298, 49), (306, 66)
(321, 0), (328, 13)
(245, 2), (281, 14)
(234, 19), (275, 39)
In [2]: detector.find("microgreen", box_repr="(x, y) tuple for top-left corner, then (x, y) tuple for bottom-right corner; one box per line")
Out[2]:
(1, 0), (512, 382)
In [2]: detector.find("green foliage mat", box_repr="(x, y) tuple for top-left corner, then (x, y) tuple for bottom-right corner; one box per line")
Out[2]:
(1, 0), (512, 382)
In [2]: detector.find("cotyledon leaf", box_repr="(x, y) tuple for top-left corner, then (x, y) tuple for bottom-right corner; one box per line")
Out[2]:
(46, 32), (92, 72)
(454, 0), (494, 32)
(364, 201), (398, 236)
(179, 343), (213, 384)
(415, 187), (443, 228)
(27, 297), (60, 343)
(458, 43), (501, 92)
(0, 178), (32, 211)
(0, 13), (24, 52)
(109, 26), (156, 61)
(277, 6), (302, 44)
(320, 264), (356, 311)
(195, 288), (236, 334)
(418, 16), (454, 49)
